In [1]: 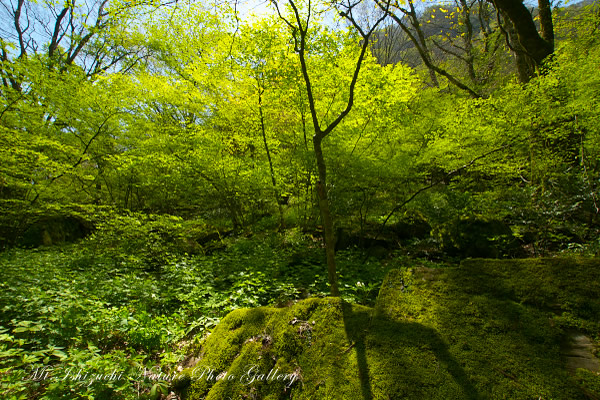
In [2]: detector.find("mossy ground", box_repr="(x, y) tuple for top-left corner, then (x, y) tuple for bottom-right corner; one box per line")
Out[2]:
(176, 258), (600, 399)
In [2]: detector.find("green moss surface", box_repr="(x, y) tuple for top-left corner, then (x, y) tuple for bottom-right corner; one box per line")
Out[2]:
(177, 258), (600, 399)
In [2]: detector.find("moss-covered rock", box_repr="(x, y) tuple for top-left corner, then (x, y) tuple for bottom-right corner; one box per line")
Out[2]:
(176, 258), (600, 399)
(456, 258), (600, 323)
(176, 298), (375, 399)
(375, 258), (600, 399)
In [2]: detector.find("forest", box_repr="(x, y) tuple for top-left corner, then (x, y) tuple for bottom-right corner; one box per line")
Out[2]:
(1, 0), (599, 398)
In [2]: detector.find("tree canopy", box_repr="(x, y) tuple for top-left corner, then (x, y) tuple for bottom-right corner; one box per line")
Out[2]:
(1, 0), (600, 398)
(2, 0), (599, 269)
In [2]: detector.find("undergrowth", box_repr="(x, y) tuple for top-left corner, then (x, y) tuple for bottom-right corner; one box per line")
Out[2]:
(0, 222), (414, 399)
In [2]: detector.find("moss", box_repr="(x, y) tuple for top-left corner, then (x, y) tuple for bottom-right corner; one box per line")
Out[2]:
(575, 369), (600, 398)
(458, 258), (600, 325)
(178, 258), (600, 399)
(375, 258), (599, 399)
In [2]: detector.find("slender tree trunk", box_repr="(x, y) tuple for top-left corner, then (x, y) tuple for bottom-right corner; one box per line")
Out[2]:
(407, 0), (439, 87)
(258, 88), (285, 229)
(458, 0), (478, 85)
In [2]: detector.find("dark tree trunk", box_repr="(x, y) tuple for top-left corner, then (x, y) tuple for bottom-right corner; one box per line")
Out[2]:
(502, 12), (536, 82)
(538, 0), (554, 49)
(493, 0), (554, 73)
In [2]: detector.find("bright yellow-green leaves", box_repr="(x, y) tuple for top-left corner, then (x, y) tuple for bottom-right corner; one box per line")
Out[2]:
(2, 0), (598, 236)
(0, 57), (130, 204)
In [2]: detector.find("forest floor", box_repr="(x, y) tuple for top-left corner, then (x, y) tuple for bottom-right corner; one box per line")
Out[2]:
(1, 236), (600, 399)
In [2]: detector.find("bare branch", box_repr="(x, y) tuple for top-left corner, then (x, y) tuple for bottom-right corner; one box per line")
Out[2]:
(323, 0), (391, 136)
(381, 5), (481, 97)
(14, 0), (27, 57)
(48, 6), (69, 58)
(432, 39), (468, 63)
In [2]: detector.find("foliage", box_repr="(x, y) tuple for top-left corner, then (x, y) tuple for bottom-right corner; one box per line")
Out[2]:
(0, 226), (399, 398)
(0, 0), (599, 397)
(1, 0), (598, 257)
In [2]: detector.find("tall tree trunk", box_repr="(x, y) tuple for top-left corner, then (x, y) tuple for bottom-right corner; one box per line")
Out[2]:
(502, 12), (536, 83)
(538, 0), (554, 49)
(493, 0), (554, 75)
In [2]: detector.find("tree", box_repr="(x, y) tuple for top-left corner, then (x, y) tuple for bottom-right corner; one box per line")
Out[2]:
(0, 0), (161, 82)
(373, 0), (556, 91)
(373, 0), (514, 96)
(0, 0), (171, 243)
(272, 0), (391, 295)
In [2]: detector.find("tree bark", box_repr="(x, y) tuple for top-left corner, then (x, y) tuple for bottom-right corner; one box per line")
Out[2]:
(314, 148), (339, 296)
(501, 11), (536, 83)
(492, 0), (554, 67)
(538, 0), (554, 49)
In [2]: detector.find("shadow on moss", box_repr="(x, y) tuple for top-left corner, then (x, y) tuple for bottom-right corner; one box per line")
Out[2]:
(341, 301), (480, 400)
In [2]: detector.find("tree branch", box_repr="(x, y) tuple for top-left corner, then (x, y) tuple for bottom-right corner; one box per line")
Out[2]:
(375, 143), (513, 239)
(48, 6), (70, 58)
(14, 0), (27, 58)
(382, 7), (481, 98)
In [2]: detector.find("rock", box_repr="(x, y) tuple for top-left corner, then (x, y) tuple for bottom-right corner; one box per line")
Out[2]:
(563, 331), (600, 374)
(20, 216), (92, 247)
(176, 258), (600, 400)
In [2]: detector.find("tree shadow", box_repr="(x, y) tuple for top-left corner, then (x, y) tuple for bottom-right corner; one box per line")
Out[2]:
(406, 261), (594, 399)
(341, 301), (480, 400)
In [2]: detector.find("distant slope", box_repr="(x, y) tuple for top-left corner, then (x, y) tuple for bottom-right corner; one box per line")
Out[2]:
(372, 0), (598, 68)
